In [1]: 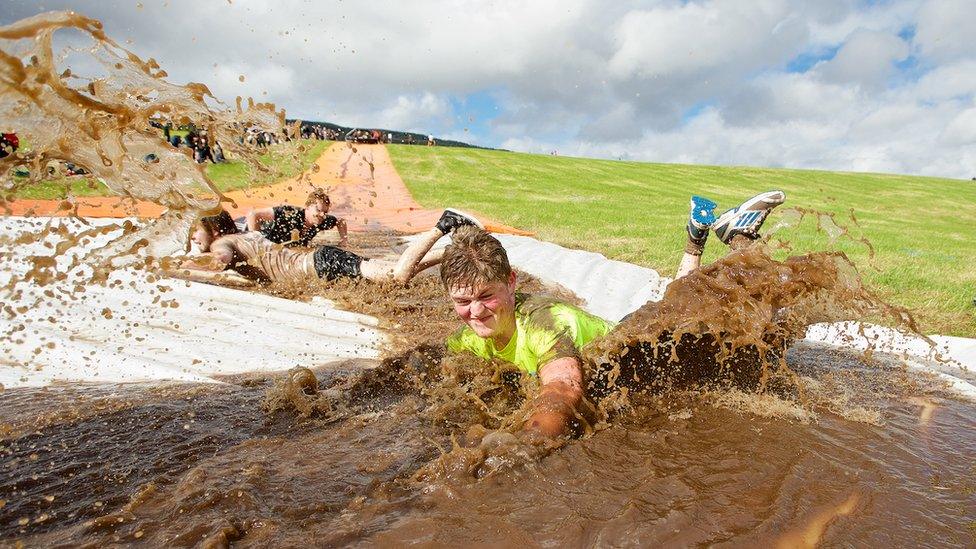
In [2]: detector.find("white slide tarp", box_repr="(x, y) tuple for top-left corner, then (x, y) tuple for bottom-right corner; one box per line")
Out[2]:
(0, 217), (386, 388)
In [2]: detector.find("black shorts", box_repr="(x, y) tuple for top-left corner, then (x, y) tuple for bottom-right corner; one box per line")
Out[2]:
(313, 246), (364, 281)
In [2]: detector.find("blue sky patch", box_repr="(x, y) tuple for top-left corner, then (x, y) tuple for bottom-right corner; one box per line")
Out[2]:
(786, 45), (840, 73)
(449, 89), (502, 143)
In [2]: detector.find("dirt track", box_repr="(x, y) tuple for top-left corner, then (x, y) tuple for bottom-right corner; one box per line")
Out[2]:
(3, 142), (529, 235)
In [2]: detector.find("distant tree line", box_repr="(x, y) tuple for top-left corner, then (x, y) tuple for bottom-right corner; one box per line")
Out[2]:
(289, 120), (494, 150)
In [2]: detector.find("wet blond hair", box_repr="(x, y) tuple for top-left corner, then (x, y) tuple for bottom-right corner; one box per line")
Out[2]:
(305, 188), (330, 207)
(440, 226), (512, 290)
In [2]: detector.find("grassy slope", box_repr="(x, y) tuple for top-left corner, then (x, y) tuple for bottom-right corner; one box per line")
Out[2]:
(10, 139), (329, 199)
(387, 145), (976, 337)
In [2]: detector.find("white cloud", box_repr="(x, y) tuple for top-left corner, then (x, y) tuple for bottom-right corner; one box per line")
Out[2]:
(913, 60), (976, 101)
(915, 0), (976, 62)
(374, 93), (453, 133)
(815, 29), (909, 90)
(806, 0), (917, 46)
(939, 107), (976, 146)
(2, 0), (976, 178)
(607, 0), (800, 80)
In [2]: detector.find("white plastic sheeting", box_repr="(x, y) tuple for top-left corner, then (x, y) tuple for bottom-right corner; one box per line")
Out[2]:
(0, 217), (385, 388)
(804, 323), (976, 399)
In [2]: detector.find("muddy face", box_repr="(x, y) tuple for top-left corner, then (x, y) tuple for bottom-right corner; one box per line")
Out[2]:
(304, 199), (330, 227)
(190, 225), (216, 252)
(448, 273), (518, 344)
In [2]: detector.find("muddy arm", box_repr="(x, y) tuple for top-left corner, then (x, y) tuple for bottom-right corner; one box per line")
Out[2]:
(523, 357), (584, 438)
(163, 253), (257, 287)
(167, 266), (257, 287)
(336, 217), (348, 246)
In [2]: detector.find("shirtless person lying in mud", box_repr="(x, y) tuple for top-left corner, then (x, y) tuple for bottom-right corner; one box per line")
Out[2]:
(176, 208), (482, 286)
(243, 188), (348, 247)
(441, 191), (786, 438)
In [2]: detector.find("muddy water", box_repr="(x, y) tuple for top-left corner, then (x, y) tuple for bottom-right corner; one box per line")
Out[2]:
(0, 11), (291, 262)
(1, 346), (973, 547)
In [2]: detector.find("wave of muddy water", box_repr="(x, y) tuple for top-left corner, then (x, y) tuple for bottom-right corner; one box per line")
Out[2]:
(1, 343), (973, 547)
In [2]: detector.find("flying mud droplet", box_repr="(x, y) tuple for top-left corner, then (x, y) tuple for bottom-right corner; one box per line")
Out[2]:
(288, 366), (318, 395)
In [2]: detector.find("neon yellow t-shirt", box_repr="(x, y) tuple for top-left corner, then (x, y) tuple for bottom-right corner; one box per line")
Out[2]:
(445, 293), (615, 375)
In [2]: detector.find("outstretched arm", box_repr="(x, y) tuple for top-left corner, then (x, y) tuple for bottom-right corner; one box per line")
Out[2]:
(336, 217), (348, 246)
(169, 266), (256, 287)
(523, 357), (583, 438)
(245, 207), (275, 232)
(165, 252), (256, 287)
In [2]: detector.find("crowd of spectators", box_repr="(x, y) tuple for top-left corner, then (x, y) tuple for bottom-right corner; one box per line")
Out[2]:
(151, 119), (312, 164)
(294, 123), (445, 148)
(154, 121), (241, 164)
(301, 125), (339, 141)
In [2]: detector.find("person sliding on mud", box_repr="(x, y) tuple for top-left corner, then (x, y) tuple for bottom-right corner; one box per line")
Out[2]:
(441, 191), (786, 438)
(176, 208), (483, 287)
(243, 188), (349, 247)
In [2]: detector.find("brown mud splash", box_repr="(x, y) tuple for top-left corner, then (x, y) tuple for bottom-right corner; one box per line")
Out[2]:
(584, 244), (920, 413)
(0, 11), (288, 264)
(0, 11), (309, 377)
(167, 231), (958, 497)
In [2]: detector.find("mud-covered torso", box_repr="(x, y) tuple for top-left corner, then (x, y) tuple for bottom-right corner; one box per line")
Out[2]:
(446, 293), (616, 375)
(221, 232), (317, 283)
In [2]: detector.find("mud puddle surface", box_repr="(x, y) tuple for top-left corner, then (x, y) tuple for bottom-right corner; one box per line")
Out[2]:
(1, 346), (973, 547)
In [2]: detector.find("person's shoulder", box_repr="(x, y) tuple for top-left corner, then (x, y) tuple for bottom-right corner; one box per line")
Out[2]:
(517, 293), (571, 318)
(274, 205), (304, 224)
(320, 214), (338, 229)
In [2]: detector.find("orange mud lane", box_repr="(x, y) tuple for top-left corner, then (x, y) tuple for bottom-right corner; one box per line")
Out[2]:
(3, 142), (531, 236)
(1, 345), (974, 547)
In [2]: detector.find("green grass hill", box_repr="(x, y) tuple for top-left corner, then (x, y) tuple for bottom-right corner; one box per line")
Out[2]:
(388, 145), (976, 337)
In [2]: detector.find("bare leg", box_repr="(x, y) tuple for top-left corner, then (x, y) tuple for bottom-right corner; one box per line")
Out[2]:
(676, 234), (756, 279)
(359, 227), (446, 284)
(675, 251), (702, 279)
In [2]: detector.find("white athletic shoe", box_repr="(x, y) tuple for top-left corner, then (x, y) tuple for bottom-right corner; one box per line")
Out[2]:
(712, 190), (786, 245)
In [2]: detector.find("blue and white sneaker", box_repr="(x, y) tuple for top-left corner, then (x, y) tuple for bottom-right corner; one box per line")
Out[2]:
(712, 190), (786, 245)
(687, 195), (717, 247)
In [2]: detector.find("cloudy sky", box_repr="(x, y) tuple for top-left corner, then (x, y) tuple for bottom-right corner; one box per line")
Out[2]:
(3, 0), (975, 178)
